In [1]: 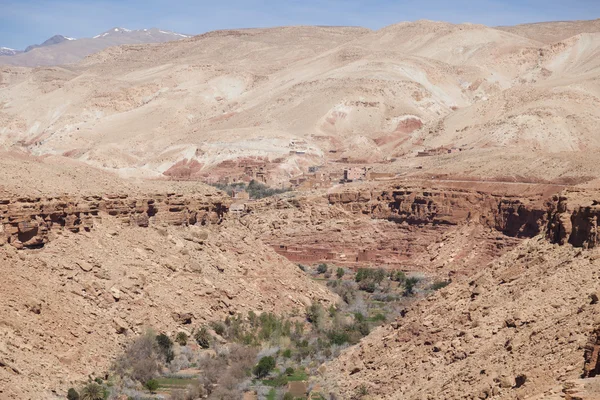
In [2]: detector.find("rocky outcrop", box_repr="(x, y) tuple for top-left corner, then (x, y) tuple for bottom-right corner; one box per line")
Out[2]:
(0, 193), (229, 249)
(328, 185), (547, 238)
(318, 237), (600, 399)
(547, 190), (600, 248)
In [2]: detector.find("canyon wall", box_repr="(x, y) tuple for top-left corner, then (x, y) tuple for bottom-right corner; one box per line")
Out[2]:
(0, 193), (229, 249)
(546, 189), (600, 248)
(327, 185), (548, 238)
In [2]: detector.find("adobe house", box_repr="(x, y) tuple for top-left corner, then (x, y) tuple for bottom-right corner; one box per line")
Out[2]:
(343, 167), (372, 182)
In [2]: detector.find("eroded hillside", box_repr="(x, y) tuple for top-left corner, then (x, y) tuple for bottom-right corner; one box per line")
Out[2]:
(318, 189), (600, 399)
(2, 21), (600, 185)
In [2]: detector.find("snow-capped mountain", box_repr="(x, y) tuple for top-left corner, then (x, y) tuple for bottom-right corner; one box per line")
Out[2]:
(92, 27), (189, 40)
(25, 35), (76, 52)
(0, 47), (22, 56)
(0, 27), (191, 67)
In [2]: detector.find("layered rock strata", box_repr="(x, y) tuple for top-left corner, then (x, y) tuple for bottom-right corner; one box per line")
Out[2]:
(0, 193), (229, 249)
(327, 186), (547, 238)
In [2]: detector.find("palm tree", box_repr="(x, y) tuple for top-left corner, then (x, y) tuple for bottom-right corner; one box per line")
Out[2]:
(80, 383), (104, 400)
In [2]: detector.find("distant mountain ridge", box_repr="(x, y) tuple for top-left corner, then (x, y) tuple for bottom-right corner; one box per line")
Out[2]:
(0, 47), (22, 56)
(24, 34), (75, 52)
(0, 27), (191, 67)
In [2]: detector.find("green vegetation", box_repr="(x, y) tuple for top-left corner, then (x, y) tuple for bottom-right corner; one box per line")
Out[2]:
(390, 270), (406, 283)
(175, 331), (188, 346)
(254, 356), (276, 378)
(67, 388), (79, 400)
(266, 388), (277, 400)
(316, 263), (328, 274)
(79, 383), (104, 400)
(404, 277), (420, 296)
(194, 327), (211, 348)
(156, 333), (174, 363)
(212, 179), (290, 199)
(86, 264), (446, 400)
(211, 321), (226, 336)
(144, 379), (159, 393)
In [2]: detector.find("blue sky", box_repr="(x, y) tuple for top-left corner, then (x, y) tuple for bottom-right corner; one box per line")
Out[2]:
(1, 0), (599, 49)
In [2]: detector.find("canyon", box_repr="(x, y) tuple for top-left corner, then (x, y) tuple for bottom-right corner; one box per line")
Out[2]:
(3, 15), (600, 400)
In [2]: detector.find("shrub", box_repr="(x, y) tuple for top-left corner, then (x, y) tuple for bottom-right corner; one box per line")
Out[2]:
(195, 327), (211, 348)
(357, 384), (369, 396)
(329, 305), (337, 317)
(404, 277), (420, 296)
(328, 330), (349, 346)
(282, 348), (292, 358)
(67, 388), (79, 400)
(93, 377), (102, 384)
(358, 280), (376, 293)
(113, 331), (160, 383)
(372, 313), (386, 322)
(297, 264), (306, 272)
(390, 270), (406, 283)
(429, 280), (451, 290)
(306, 302), (324, 327)
(283, 393), (295, 400)
(353, 312), (365, 323)
(253, 356), (276, 378)
(353, 320), (370, 337)
(247, 179), (289, 199)
(336, 267), (345, 279)
(355, 268), (386, 290)
(145, 379), (159, 393)
(212, 321), (226, 337)
(175, 331), (188, 346)
(285, 367), (295, 376)
(156, 333), (174, 363)
(316, 263), (328, 274)
(248, 310), (258, 327)
(79, 383), (103, 400)
(198, 356), (227, 395)
(331, 281), (356, 304)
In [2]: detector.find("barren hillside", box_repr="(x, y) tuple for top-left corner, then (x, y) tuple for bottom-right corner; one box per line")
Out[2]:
(2, 21), (600, 185)
(318, 189), (600, 399)
(499, 19), (600, 44)
(0, 154), (336, 399)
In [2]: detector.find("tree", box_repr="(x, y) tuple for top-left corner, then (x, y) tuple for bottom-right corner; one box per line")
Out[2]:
(195, 327), (211, 348)
(145, 379), (159, 393)
(67, 388), (80, 400)
(175, 331), (188, 346)
(79, 383), (103, 400)
(316, 263), (328, 274)
(113, 331), (160, 383)
(253, 356), (276, 378)
(336, 267), (345, 279)
(156, 333), (174, 363)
